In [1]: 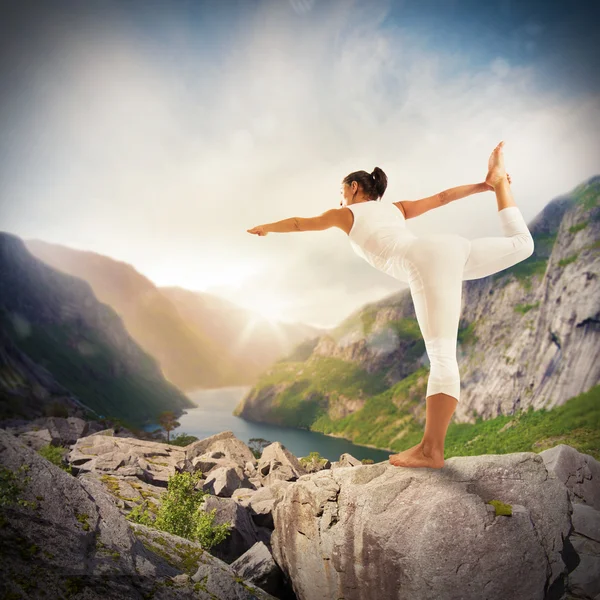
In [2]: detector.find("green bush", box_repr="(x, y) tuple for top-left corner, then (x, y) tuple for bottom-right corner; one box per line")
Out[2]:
(0, 464), (36, 509)
(514, 301), (540, 314)
(126, 471), (232, 550)
(167, 432), (199, 447)
(37, 444), (73, 475)
(299, 450), (328, 468)
(558, 253), (579, 268)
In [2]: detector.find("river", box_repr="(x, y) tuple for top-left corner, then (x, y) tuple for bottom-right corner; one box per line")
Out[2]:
(144, 385), (391, 463)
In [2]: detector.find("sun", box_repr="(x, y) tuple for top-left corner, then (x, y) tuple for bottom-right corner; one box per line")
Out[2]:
(244, 293), (287, 323)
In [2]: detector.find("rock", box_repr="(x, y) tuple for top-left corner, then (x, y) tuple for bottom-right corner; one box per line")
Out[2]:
(300, 455), (331, 474)
(68, 432), (187, 487)
(240, 480), (292, 530)
(16, 428), (53, 450)
(186, 431), (256, 469)
(202, 465), (248, 497)
(231, 541), (293, 599)
(0, 428), (277, 599)
(257, 442), (307, 484)
(572, 502), (600, 542)
(2, 416), (93, 450)
(338, 452), (362, 467)
(565, 502), (600, 599)
(129, 522), (276, 599)
(270, 452), (574, 600)
(199, 495), (269, 563)
(539, 443), (600, 509)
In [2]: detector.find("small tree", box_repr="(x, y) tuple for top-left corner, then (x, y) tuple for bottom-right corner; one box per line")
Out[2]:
(126, 471), (231, 550)
(157, 411), (180, 443)
(247, 437), (273, 459)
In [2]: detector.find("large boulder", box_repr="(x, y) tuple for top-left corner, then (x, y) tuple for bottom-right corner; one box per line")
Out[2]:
(202, 464), (255, 497)
(258, 441), (308, 485)
(231, 541), (295, 600)
(186, 431), (257, 468)
(199, 495), (270, 563)
(270, 452), (575, 600)
(540, 444), (600, 599)
(68, 430), (189, 487)
(539, 444), (600, 509)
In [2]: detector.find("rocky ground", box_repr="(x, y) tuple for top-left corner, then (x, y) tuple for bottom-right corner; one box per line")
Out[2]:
(1, 416), (599, 599)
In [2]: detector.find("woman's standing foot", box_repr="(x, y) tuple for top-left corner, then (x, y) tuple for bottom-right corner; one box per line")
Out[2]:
(388, 441), (445, 469)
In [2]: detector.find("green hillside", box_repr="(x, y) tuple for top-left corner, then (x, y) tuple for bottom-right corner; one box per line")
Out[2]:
(1, 308), (193, 428)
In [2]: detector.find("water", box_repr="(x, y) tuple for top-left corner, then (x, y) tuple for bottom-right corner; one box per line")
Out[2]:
(144, 385), (391, 463)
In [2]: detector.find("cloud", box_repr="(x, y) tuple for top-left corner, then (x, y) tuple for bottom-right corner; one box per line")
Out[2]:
(1, 0), (598, 328)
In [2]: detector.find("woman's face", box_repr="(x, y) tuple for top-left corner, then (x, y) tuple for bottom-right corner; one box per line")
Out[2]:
(340, 182), (353, 206)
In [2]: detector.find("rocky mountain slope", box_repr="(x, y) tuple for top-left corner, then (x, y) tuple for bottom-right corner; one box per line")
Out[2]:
(0, 232), (195, 428)
(234, 176), (600, 447)
(1, 423), (599, 599)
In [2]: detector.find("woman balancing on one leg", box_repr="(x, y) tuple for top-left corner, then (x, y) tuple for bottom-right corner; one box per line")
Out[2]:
(247, 140), (534, 470)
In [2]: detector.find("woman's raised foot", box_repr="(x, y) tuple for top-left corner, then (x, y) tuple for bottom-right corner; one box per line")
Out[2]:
(485, 141), (508, 189)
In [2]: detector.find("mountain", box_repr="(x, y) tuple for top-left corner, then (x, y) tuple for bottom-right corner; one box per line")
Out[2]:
(233, 175), (600, 450)
(0, 232), (195, 428)
(159, 286), (324, 376)
(0, 323), (94, 421)
(23, 241), (325, 391)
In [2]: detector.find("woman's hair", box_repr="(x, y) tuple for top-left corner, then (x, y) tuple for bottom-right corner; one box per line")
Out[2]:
(343, 167), (388, 201)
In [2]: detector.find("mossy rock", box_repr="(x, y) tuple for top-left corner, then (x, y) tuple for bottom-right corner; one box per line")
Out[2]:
(487, 499), (512, 516)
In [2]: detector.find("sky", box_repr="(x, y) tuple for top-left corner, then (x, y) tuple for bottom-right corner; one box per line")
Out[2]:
(1, 0), (599, 329)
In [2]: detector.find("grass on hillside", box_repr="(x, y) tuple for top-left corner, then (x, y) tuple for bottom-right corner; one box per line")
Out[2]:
(443, 383), (600, 460)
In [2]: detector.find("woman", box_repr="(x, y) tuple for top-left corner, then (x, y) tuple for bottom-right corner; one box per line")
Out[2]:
(247, 141), (534, 469)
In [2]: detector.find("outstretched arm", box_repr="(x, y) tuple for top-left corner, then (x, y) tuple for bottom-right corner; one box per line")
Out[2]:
(248, 209), (339, 235)
(439, 182), (490, 205)
(398, 182), (489, 219)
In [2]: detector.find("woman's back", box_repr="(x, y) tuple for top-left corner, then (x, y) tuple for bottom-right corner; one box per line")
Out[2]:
(347, 200), (418, 282)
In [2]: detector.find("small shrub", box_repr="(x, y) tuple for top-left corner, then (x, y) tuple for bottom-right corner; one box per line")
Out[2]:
(37, 444), (73, 475)
(558, 253), (579, 268)
(126, 501), (155, 526)
(0, 464), (36, 509)
(126, 471), (232, 550)
(168, 433), (199, 447)
(514, 301), (540, 314)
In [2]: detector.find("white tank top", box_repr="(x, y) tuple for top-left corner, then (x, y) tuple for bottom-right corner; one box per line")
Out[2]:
(347, 200), (417, 281)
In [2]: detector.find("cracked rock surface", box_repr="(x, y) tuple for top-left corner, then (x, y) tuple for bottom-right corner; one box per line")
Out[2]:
(271, 452), (575, 600)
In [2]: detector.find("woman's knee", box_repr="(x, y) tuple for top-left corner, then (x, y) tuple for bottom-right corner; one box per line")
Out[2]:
(424, 337), (459, 378)
(520, 232), (535, 257)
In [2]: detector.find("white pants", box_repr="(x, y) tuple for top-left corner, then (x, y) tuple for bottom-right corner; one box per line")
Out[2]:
(402, 206), (534, 403)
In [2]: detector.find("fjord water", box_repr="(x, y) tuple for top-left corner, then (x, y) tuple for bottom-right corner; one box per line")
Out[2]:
(145, 386), (391, 463)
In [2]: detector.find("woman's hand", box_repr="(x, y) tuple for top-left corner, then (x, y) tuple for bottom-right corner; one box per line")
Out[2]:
(247, 225), (269, 236)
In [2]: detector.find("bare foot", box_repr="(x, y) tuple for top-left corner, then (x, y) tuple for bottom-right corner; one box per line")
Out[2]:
(485, 141), (508, 189)
(388, 442), (445, 469)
